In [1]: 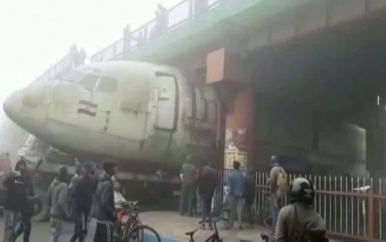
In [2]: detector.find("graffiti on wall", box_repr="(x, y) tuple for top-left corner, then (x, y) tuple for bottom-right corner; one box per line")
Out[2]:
(225, 128), (247, 151)
(224, 128), (248, 170)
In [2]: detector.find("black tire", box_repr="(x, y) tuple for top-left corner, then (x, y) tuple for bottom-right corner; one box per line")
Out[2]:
(124, 224), (161, 242)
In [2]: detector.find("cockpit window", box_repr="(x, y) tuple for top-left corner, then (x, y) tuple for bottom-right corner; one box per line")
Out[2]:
(78, 74), (99, 92)
(95, 77), (117, 93)
(58, 71), (86, 82)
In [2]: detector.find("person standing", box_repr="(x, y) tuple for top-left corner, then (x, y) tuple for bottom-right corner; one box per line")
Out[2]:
(197, 161), (217, 229)
(227, 160), (245, 230)
(47, 166), (70, 242)
(269, 155), (288, 235)
(70, 162), (97, 242)
(244, 170), (255, 228)
(2, 160), (29, 242)
(179, 155), (196, 217)
(94, 162), (116, 242)
(13, 158), (42, 242)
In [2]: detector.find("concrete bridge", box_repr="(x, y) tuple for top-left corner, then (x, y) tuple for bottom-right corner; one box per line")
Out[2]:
(37, 0), (386, 177)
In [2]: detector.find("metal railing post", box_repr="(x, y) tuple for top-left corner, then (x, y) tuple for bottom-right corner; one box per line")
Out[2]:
(368, 189), (375, 242)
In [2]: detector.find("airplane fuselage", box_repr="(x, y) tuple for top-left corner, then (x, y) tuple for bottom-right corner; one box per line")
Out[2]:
(4, 61), (220, 176)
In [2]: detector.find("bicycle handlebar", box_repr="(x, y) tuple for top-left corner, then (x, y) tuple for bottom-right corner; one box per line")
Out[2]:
(199, 217), (229, 225)
(117, 200), (139, 208)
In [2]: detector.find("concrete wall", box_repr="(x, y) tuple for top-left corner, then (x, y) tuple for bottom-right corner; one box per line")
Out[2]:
(253, 99), (367, 175)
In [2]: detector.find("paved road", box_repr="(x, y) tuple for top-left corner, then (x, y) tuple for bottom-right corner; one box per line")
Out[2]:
(0, 218), (98, 242)
(0, 216), (266, 242)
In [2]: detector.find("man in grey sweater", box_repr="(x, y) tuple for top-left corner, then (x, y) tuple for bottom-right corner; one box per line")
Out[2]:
(47, 166), (70, 242)
(94, 162), (116, 242)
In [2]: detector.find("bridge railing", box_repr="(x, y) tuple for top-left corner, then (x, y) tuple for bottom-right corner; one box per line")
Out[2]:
(213, 170), (386, 242)
(90, 0), (222, 63)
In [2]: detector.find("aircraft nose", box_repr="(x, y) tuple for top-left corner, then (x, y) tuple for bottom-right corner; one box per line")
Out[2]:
(3, 92), (18, 119)
(3, 85), (48, 133)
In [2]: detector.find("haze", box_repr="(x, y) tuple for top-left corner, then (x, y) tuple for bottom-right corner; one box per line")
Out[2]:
(0, 0), (179, 105)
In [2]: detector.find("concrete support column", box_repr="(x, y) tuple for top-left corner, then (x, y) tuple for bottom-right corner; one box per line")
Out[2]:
(224, 89), (254, 171)
(206, 47), (253, 171)
(366, 103), (386, 178)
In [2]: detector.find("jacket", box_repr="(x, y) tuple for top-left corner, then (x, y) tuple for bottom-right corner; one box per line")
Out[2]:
(275, 203), (329, 242)
(21, 176), (36, 217)
(227, 169), (245, 197)
(72, 174), (97, 215)
(47, 178), (70, 219)
(197, 165), (217, 199)
(3, 172), (28, 211)
(95, 172), (115, 224)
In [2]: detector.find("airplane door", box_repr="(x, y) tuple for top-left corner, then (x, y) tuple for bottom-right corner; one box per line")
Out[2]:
(93, 77), (117, 131)
(155, 73), (178, 130)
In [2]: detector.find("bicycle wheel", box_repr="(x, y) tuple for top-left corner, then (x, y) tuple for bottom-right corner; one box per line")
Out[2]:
(124, 224), (161, 242)
(262, 198), (272, 229)
(122, 218), (142, 239)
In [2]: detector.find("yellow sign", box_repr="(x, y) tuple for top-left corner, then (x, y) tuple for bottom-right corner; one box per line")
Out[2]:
(224, 150), (247, 170)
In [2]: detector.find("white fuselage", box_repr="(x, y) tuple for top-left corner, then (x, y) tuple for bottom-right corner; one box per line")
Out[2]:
(4, 61), (220, 172)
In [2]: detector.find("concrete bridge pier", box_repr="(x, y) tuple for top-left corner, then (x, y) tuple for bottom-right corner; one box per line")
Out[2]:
(206, 47), (255, 171)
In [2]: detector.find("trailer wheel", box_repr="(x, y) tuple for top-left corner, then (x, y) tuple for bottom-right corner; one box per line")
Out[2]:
(32, 189), (49, 222)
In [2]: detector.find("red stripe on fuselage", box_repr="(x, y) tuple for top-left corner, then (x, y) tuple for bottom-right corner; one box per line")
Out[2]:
(77, 108), (96, 117)
(78, 100), (98, 108)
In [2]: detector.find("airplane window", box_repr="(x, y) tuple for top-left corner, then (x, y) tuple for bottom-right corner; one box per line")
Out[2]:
(78, 74), (99, 92)
(95, 77), (117, 93)
(58, 71), (86, 82)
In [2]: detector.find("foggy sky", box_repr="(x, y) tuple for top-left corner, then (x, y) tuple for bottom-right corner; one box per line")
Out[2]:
(0, 0), (179, 105)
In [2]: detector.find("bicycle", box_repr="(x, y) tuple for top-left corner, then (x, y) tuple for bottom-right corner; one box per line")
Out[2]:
(114, 201), (161, 242)
(256, 188), (272, 229)
(114, 201), (141, 241)
(185, 217), (229, 242)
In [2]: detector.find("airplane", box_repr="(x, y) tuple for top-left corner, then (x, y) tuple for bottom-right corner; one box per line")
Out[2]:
(3, 61), (221, 219)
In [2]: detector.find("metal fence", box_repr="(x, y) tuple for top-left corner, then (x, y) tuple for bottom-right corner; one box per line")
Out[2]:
(213, 170), (386, 242)
(89, 0), (222, 63)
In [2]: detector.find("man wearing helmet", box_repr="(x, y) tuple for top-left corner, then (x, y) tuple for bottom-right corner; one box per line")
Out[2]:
(275, 177), (329, 242)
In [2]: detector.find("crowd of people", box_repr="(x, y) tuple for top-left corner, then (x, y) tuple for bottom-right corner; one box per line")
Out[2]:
(179, 155), (330, 241)
(1, 153), (331, 242)
(1, 158), (118, 242)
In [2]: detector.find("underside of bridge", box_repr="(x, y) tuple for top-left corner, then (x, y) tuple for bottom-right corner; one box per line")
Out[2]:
(208, 12), (386, 177)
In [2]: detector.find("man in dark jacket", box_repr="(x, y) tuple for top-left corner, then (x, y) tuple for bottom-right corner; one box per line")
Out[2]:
(94, 161), (116, 242)
(244, 170), (255, 227)
(13, 158), (42, 242)
(2, 159), (30, 242)
(70, 162), (97, 242)
(197, 161), (217, 229)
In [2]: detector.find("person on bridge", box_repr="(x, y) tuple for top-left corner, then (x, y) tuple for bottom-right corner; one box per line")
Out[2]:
(94, 161), (117, 242)
(269, 155), (288, 234)
(227, 160), (245, 230)
(47, 166), (70, 242)
(70, 162), (97, 242)
(179, 155), (196, 217)
(275, 177), (329, 242)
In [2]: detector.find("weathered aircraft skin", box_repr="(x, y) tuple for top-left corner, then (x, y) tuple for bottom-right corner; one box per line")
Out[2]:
(4, 61), (220, 178)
